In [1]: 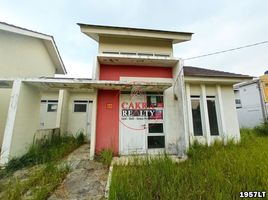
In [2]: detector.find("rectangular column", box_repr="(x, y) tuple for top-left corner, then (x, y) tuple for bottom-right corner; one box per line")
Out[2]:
(0, 81), (41, 164)
(200, 84), (211, 146)
(185, 83), (194, 145)
(216, 85), (227, 144)
(0, 80), (22, 164)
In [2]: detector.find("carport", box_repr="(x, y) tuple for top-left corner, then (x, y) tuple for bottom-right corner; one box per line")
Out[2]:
(0, 77), (171, 164)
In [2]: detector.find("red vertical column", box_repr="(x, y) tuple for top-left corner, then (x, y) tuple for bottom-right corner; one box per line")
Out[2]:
(95, 90), (119, 155)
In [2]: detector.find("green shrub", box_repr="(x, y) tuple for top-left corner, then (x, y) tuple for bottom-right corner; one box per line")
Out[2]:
(254, 121), (268, 136)
(76, 132), (86, 145)
(97, 148), (113, 167)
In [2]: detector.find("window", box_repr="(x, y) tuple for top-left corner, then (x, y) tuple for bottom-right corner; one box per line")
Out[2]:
(47, 104), (58, 112)
(191, 97), (203, 136)
(235, 99), (242, 108)
(148, 123), (163, 133)
(73, 100), (92, 112)
(74, 104), (87, 112)
(147, 94), (163, 108)
(235, 99), (241, 104)
(148, 123), (165, 149)
(148, 136), (165, 149)
(207, 98), (219, 136)
(47, 100), (58, 112)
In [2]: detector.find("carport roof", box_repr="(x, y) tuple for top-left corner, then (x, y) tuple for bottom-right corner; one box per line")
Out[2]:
(0, 77), (172, 92)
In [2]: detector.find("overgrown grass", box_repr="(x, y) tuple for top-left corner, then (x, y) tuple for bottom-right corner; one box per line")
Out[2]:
(96, 148), (113, 167)
(1, 162), (70, 200)
(254, 120), (268, 136)
(0, 133), (85, 179)
(109, 130), (268, 200)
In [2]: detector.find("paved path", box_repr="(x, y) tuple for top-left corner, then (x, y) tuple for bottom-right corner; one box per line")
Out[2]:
(48, 144), (108, 200)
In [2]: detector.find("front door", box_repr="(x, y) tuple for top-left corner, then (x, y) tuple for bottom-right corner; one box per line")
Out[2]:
(120, 93), (146, 155)
(71, 100), (92, 139)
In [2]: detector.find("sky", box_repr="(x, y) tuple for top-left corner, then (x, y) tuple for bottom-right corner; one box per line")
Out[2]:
(0, 0), (267, 78)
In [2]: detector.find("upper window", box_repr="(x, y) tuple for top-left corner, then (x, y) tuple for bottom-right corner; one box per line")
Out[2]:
(47, 104), (58, 112)
(46, 100), (58, 112)
(191, 97), (203, 136)
(147, 94), (163, 108)
(207, 98), (219, 136)
(74, 103), (87, 112)
(148, 123), (163, 133)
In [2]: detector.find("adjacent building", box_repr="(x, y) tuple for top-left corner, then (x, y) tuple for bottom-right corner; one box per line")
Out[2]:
(234, 72), (268, 128)
(0, 22), (253, 164)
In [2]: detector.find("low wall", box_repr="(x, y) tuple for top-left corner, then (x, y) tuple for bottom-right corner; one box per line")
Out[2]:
(34, 128), (60, 144)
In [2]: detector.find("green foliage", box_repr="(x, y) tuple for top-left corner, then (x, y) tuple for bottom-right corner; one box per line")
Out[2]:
(254, 121), (268, 136)
(109, 130), (268, 200)
(97, 148), (113, 167)
(76, 131), (86, 145)
(0, 134), (83, 178)
(1, 163), (70, 200)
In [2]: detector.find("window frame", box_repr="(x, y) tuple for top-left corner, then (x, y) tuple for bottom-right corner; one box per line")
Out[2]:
(206, 96), (220, 136)
(190, 96), (203, 136)
(73, 100), (92, 113)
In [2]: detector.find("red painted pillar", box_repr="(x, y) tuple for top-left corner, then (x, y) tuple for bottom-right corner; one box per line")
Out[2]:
(95, 90), (119, 155)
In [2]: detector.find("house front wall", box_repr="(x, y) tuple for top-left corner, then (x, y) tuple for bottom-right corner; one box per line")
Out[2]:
(99, 36), (173, 56)
(95, 63), (184, 155)
(185, 83), (240, 145)
(0, 30), (56, 78)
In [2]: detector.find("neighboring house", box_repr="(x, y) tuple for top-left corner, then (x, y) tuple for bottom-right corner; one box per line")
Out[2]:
(0, 22), (66, 155)
(0, 23), (253, 164)
(234, 72), (268, 128)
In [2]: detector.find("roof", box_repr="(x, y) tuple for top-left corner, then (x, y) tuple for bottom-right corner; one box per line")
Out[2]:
(183, 66), (253, 79)
(0, 77), (171, 92)
(78, 23), (193, 44)
(0, 21), (66, 74)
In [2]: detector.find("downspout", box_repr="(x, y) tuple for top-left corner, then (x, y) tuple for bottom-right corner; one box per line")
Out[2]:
(257, 79), (267, 122)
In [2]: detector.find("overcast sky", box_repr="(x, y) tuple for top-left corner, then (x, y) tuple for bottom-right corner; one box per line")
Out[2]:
(1, 0), (267, 78)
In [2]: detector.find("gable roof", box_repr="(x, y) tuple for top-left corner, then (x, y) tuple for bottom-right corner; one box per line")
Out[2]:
(0, 21), (66, 74)
(78, 23), (193, 44)
(183, 66), (253, 79)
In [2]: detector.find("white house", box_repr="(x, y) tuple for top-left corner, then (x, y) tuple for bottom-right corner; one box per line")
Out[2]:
(0, 22), (253, 164)
(234, 73), (268, 128)
(0, 22), (66, 157)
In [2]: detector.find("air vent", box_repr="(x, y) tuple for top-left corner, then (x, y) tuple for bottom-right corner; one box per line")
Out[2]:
(120, 52), (137, 56)
(138, 53), (154, 56)
(154, 54), (170, 57)
(102, 51), (120, 54)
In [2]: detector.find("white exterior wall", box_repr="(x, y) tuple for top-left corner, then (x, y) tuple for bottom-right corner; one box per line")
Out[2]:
(67, 92), (97, 139)
(235, 83), (265, 128)
(0, 81), (41, 163)
(221, 86), (240, 141)
(164, 86), (183, 154)
(0, 30), (56, 77)
(185, 83), (240, 146)
(0, 89), (11, 148)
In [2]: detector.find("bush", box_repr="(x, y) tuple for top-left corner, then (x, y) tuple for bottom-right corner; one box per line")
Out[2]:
(97, 148), (113, 167)
(254, 121), (268, 136)
(76, 132), (86, 145)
